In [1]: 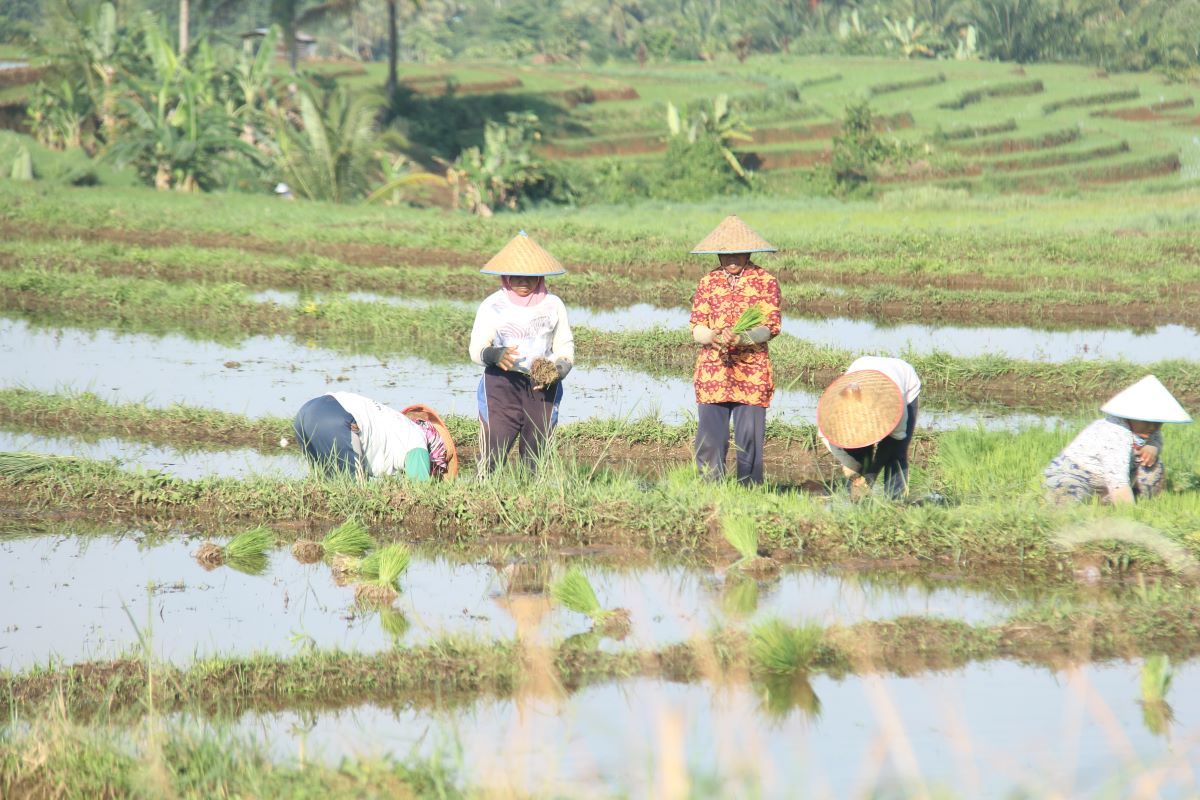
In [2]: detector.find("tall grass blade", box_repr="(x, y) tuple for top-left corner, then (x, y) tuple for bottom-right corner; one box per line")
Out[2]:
(321, 517), (375, 557)
(550, 566), (603, 619)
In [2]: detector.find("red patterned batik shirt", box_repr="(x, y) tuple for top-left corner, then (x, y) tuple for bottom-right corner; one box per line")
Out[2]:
(689, 264), (783, 407)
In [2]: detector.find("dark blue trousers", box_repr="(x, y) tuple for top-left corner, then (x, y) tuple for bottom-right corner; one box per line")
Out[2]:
(293, 395), (360, 478)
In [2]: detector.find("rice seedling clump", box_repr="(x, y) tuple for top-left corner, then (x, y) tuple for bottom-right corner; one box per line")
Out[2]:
(291, 540), (324, 564)
(530, 357), (560, 387)
(721, 512), (780, 578)
(731, 303), (767, 335)
(550, 566), (632, 639)
(354, 544), (411, 607)
(750, 619), (822, 675)
(322, 517), (375, 556)
(193, 527), (275, 575)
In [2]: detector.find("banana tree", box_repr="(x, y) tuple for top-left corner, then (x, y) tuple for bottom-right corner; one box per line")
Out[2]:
(666, 94), (753, 177)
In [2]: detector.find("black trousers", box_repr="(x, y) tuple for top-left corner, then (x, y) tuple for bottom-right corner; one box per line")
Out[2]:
(695, 402), (766, 485)
(844, 398), (919, 498)
(477, 367), (563, 472)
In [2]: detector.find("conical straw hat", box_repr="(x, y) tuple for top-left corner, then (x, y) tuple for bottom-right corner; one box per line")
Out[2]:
(1100, 375), (1192, 423)
(401, 403), (460, 479)
(690, 215), (777, 255)
(480, 231), (566, 276)
(817, 370), (905, 449)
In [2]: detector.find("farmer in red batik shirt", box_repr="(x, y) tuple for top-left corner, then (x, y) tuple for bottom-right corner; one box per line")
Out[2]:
(688, 215), (782, 485)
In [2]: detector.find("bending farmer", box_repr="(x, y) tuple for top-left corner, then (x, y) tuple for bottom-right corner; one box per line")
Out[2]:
(1044, 375), (1191, 504)
(689, 215), (782, 485)
(469, 231), (574, 473)
(817, 356), (921, 499)
(293, 392), (458, 481)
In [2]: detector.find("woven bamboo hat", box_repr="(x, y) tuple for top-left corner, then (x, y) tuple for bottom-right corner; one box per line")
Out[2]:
(401, 404), (460, 480)
(1101, 375), (1192, 424)
(690, 215), (777, 255)
(817, 370), (905, 449)
(480, 230), (566, 276)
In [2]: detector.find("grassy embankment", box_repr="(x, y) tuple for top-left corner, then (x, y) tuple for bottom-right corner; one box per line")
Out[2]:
(3, 415), (1199, 569)
(2, 263), (1197, 413)
(3, 228), (1200, 330)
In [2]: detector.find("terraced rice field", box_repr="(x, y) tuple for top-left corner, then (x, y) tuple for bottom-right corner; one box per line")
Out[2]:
(5, 56), (1200, 796)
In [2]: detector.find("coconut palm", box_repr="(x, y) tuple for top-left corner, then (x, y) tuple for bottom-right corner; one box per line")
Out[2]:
(273, 82), (381, 201)
(270, 0), (361, 71)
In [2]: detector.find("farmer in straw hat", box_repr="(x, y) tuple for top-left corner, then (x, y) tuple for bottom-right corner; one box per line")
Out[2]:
(817, 356), (922, 499)
(292, 392), (458, 481)
(689, 215), (782, 485)
(470, 231), (574, 473)
(1043, 375), (1191, 504)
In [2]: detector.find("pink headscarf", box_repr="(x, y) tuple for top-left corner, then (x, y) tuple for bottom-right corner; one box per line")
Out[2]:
(501, 276), (547, 307)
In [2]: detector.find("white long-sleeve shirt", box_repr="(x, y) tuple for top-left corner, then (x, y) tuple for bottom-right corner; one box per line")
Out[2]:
(468, 290), (574, 373)
(329, 392), (426, 477)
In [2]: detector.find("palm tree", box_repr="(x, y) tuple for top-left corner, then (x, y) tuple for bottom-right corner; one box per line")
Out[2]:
(273, 82), (380, 201)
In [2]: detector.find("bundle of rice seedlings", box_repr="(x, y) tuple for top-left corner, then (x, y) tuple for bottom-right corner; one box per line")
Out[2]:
(353, 544), (411, 606)
(0, 451), (90, 479)
(550, 566), (631, 639)
(749, 619), (822, 675)
(730, 303), (767, 335)
(1140, 654), (1174, 736)
(721, 512), (778, 578)
(529, 357), (560, 387)
(292, 517), (375, 564)
(193, 526), (275, 575)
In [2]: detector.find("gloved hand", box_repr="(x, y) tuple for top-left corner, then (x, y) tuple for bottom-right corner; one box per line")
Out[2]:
(554, 358), (573, 381)
(735, 325), (772, 347)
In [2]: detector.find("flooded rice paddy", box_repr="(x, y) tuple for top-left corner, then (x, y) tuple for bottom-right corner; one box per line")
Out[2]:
(252, 290), (1200, 363)
(0, 532), (1020, 670)
(224, 662), (1200, 798)
(0, 429), (307, 480)
(0, 317), (1059, 431)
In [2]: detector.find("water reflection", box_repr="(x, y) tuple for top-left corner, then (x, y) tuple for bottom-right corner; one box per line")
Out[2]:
(216, 662), (1200, 798)
(0, 533), (1018, 670)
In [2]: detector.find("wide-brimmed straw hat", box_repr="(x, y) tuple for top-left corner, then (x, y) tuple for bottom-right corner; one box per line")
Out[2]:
(817, 370), (905, 449)
(690, 215), (778, 255)
(480, 230), (566, 276)
(401, 404), (460, 479)
(1101, 375), (1192, 424)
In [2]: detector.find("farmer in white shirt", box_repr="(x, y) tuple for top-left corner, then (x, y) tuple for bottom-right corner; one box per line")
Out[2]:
(817, 356), (922, 499)
(1044, 375), (1191, 504)
(469, 231), (574, 473)
(292, 392), (458, 481)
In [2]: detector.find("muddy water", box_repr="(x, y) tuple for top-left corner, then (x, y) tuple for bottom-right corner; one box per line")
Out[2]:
(0, 317), (1059, 431)
(252, 290), (1200, 363)
(225, 662), (1200, 798)
(0, 533), (1019, 670)
(0, 430), (306, 480)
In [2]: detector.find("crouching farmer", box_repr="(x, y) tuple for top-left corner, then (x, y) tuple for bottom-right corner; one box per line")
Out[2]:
(817, 356), (922, 499)
(1044, 375), (1190, 504)
(293, 392), (458, 481)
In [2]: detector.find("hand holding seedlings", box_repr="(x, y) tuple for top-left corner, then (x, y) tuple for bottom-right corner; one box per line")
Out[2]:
(529, 357), (560, 390)
(497, 346), (520, 371)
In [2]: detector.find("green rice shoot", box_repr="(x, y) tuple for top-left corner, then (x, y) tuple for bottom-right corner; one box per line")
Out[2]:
(222, 526), (275, 574)
(730, 303), (767, 335)
(550, 566), (606, 621)
(371, 544), (412, 587)
(722, 512), (759, 564)
(321, 517), (375, 557)
(750, 619), (822, 675)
